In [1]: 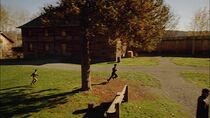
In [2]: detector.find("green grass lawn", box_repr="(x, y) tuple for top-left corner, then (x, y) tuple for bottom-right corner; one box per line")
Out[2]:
(180, 71), (209, 88)
(171, 57), (209, 67)
(92, 71), (161, 88)
(0, 66), (96, 118)
(121, 98), (189, 118)
(92, 57), (160, 66)
(0, 65), (189, 118)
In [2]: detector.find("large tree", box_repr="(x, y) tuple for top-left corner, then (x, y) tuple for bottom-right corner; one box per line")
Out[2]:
(42, 0), (172, 90)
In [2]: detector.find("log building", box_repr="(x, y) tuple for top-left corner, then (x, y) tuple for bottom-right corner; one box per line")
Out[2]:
(19, 16), (116, 62)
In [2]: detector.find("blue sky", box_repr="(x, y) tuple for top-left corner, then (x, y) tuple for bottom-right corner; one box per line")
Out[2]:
(1, 0), (209, 31)
(164, 0), (209, 30)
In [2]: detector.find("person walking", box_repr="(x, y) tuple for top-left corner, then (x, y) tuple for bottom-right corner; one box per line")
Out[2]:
(196, 88), (209, 118)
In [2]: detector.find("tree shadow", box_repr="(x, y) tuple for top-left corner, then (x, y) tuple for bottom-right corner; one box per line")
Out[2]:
(0, 85), (82, 118)
(0, 85), (31, 91)
(73, 102), (111, 118)
(106, 61), (117, 64)
(91, 81), (108, 86)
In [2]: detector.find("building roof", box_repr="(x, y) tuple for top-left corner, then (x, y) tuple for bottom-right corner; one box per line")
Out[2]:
(18, 15), (81, 28)
(18, 16), (45, 28)
(0, 32), (14, 43)
(18, 7), (57, 28)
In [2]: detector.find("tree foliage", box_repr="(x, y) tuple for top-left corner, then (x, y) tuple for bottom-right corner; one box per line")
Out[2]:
(0, 4), (11, 32)
(189, 7), (210, 36)
(42, 0), (172, 52)
(1, 4), (30, 32)
(0, 3), (30, 44)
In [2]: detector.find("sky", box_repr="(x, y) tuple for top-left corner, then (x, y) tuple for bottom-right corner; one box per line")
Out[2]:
(1, 0), (209, 31)
(164, 0), (209, 31)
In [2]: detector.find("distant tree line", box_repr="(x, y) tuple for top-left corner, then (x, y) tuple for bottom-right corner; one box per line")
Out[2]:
(189, 7), (209, 36)
(0, 3), (30, 43)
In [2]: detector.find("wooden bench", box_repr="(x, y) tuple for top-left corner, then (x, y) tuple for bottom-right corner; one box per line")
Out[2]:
(106, 85), (128, 118)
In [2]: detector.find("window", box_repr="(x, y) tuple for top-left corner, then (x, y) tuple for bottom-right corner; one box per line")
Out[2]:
(61, 44), (66, 55)
(44, 44), (49, 51)
(28, 43), (33, 51)
(74, 36), (80, 40)
(71, 20), (80, 26)
(61, 31), (66, 36)
(0, 40), (2, 50)
(68, 36), (72, 40)
(44, 30), (48, 36)
(28, 31), (32, 36)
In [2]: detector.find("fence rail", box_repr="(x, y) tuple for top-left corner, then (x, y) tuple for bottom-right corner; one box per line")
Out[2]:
(106, 85), (128, 118)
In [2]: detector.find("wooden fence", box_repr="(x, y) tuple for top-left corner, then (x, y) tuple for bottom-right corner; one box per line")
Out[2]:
(106, 85), (128, 118)
(158, 36), (210, 56)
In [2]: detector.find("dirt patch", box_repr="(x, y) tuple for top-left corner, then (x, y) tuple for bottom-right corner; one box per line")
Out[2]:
(91, 77), (155, 103)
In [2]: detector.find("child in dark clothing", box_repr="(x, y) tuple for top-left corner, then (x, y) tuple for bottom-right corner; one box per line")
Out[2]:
(196, 88), (209, 118)
(30, 69), (38, 85)
(107, 64), (118, 82)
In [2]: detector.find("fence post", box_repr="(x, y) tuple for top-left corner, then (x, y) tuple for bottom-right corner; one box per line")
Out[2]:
(115, 103), (120, 118)
(123, 85), (128, 102)
(107, 112), (115, 118)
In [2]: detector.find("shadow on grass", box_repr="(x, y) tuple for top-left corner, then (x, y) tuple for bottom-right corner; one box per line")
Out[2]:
(0, 85), (82, 118)
(91, 81), (108, 86)
(73, 102), (111, 118)
(106, 61), (117, 64)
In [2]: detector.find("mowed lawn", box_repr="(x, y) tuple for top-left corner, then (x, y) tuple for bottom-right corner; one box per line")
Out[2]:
(92, 57), (160, 66)
(0, 66), (95, 118)
(171, 57), (209, 67)
(180, 71), (209, 88)
(172, 57), (209, 88)
(0, 65), (189, 118)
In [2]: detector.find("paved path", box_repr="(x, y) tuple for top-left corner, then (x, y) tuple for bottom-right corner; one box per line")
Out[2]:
(30, 57), (209, 117)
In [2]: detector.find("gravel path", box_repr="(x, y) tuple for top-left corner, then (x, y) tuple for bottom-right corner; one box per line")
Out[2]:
(30, 57), (209, 117)
(137, 58), (203, 117)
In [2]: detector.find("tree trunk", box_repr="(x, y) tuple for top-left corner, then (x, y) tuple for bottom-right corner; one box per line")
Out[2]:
(81, 3), (92, 91)
(81, 35), (91, 91)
